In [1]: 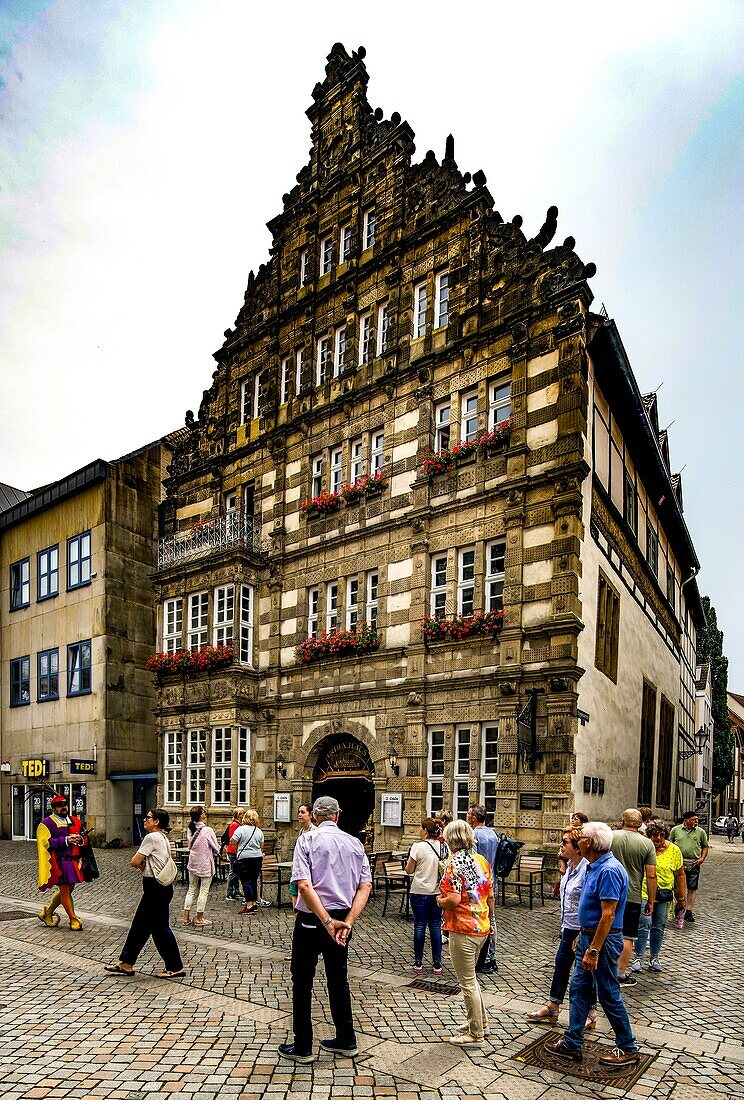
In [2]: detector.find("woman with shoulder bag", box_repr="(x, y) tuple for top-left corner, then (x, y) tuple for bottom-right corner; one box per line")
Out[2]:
(103, 807), (185, 978)
(406, 818), (450, 974)
(183, 806), (221, 927)
(232, 809), (264, 915)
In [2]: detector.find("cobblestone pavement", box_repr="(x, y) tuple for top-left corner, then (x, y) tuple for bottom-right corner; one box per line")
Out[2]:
(0, 837), (742, 1100)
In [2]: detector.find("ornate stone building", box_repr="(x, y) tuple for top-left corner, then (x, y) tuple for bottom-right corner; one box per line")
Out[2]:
(152, 44), (704, 850)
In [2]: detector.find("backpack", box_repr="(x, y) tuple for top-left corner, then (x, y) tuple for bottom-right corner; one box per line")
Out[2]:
(493, 833), (523, 878)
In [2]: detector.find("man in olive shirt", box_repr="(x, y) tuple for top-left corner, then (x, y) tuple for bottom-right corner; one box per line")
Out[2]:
(670, 811), (709, 922)
(610, 809), (657, 986)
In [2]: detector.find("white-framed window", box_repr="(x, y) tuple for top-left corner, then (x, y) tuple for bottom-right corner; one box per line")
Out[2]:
(461, 390), (478, 442)
(480, 724), (499, 820)
(238, 726), (250, 804)
(340, 224), (352, 263)
(213, 585), (235, 647)
(320, 235), (333, 276)
(346, 578), (359, 631)
(308, 586), (320, 638)
(299, 248), (309, 286)
(488, 380), (511, 428)
(310, 454), (323, 498)
(224, 491), (237, 513)
(351, 437), (364, 482)
(163, 598), (183, 654)
(431, 555), (448, 616)
(295, 348), (304, 394)
(330, 447), (344, 494)
(164, 731), (182, 805)
(188, 592), (209, 651)
(371, 430), (384, 473)
(434, 401), (451, 451)
(434, 270), (449, 329)
(187, 728), (206, 804)
(326, 582), (339, 633)
(363, 209), (376, 250)
(358, 312), (372, 364)
(280, 356), (292, 404)
(457, 547), (476, 615)
(455, 726), (471, 819)
(212, 726), (232, 804)
(334, 326), (346, 377)
(376, 303), (388, 355)
(253, 374), (261, 420)
(240, 379), (251, 425)
(366, 571), (379, 627)
(239, 584), (253, 665)
(486, 540), (506, 612)
(427, 728), (445, 816)
(413, 282), (427, 339)
(317, 336), (331, 386)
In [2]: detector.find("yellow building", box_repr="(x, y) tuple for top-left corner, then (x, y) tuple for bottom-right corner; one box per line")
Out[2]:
(0, 439), (181, 843)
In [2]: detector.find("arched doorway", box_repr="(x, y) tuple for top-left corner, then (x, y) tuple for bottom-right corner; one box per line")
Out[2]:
(311, 735), (375, 846)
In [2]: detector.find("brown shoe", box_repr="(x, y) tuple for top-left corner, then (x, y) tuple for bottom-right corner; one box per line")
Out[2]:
(545, 1039), (583, 1062)
(599, 1047), (640, 1067)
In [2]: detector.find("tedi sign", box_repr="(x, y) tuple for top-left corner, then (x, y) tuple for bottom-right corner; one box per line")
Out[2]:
(21, 759), (49, 779)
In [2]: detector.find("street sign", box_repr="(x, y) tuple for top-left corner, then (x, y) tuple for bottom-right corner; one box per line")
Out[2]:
(70, 759), (97, 775)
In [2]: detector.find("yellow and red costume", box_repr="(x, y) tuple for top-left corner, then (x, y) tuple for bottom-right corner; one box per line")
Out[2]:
(37, 811), (86, 929)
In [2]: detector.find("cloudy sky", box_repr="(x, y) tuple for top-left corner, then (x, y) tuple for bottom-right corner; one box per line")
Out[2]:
(1, 0), (742, 681)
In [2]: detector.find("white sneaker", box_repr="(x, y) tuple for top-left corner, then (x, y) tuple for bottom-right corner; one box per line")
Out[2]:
(629, 957), (643, 973)
(649, 957), (662, 972)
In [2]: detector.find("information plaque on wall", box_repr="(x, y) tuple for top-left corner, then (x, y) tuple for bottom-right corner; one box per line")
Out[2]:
(519, 793), (543, 811)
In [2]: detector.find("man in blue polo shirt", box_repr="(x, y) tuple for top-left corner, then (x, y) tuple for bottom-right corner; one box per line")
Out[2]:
(547, 820), (640, 1068)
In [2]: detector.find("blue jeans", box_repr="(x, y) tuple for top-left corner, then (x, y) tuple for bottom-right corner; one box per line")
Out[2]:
(635, 893), (671, 958)
(562, 931), (637, 1054)
(410, 893), (442, 967)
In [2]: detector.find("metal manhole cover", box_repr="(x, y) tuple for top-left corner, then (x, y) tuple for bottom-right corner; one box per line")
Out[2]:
(0, 910), (37, 922)
(408, 978), (460, 996)
(514, 1030), (657, 1090)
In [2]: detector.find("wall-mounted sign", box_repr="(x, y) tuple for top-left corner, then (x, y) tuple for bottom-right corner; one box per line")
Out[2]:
(70, 759), (97, 775)
(519, 793), (543, 811)
(273, 793), (291, 824)
(21, 759), (49, 779)
(381, 793), (403, 827)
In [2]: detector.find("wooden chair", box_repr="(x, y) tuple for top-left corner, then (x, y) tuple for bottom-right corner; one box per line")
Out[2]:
(381, 859), (409, 916)
(500, 854), (546, 909)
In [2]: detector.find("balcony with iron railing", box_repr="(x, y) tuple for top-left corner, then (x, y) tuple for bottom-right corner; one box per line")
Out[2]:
(157, 510), (269, 570)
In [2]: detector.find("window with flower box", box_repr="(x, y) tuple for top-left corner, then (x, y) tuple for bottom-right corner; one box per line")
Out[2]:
(163, 598), (183, 654)
(434, 402), (450, 452)
(362, 209), (376, 250)
(461, 390), (478, 443)
(457, 548), (476, 615)
(486, 540), (506, 612)
(351, 438), (364, 482)
(317, 336), (331, 386)
(187, 728), (206, 804)
(346, 578), (359, 631)
(326, 582), (339, 633)
(188, 592), (209, 651)
(413, 282), (427, 339)
(238, 726), (251, 804)
(377, 303), (389, 355)
(488, 380), (511, 428)
(212, 727), (232, 804)
(370, 431), (384, 474)
(427, 728), (445, 815)
(213, 585), (235, 647)
(164, 731), (183, 805)
(330, 447), (344, 495)
(431, 555), (448, 616)
(310, 454), (324, 499)
(334, 327), (346, 377)
(340, 224), (352, 263)
(366, 572), (378, 627)
(308, 586), (320, 638)
(358, 313), (372, 365)
(434, 270), (449, 329)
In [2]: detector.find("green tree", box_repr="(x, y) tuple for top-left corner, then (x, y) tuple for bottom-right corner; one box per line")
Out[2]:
(696, 596), (733, 796)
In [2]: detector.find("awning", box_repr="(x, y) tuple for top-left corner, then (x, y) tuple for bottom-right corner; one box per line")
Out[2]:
(108, 772), (158, 782)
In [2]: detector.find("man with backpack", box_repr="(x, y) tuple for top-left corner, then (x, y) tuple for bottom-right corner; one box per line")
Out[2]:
(468, 805), (498, 974)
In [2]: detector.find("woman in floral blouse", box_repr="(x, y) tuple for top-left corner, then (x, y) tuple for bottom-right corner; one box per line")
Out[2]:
(438, 819), (494, 1046)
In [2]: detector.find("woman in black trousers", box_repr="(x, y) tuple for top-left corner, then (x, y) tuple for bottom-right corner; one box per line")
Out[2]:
(104, 808), (185, 978)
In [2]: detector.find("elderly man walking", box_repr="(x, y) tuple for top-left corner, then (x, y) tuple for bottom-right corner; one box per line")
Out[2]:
(611, 809), (657, 986)
(278, 796), (372, 1064)
(547, 821), (640, 1068)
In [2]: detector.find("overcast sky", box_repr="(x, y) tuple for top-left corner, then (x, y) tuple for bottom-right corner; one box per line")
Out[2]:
(1, 0), (742, 682)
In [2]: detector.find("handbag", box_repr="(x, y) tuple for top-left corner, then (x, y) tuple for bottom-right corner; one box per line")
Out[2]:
(80, 842), (100, 883)
(150, 834), (178, 886)
(235, 826), (258, 872)
(426, 840), (449, 883)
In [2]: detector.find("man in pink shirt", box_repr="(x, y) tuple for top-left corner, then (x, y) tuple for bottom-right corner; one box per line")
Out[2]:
(278, 796), (371, 1063)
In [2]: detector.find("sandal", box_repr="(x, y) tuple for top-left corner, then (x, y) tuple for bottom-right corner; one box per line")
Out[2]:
(155, 969), (187, 979)
(104, 963), (135, 975)
(527, 1007), (559, 1023)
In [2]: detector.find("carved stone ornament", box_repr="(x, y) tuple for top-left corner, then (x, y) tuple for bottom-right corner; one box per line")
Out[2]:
(501, 757), (513, 772)
(549, 676), (568, 692)
(407, 691), (423, 706)
(279, 736), (293, 753)
(499, 681), (517, 696)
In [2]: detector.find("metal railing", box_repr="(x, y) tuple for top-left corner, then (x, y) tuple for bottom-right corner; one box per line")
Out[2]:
(158, 510), (269, 570)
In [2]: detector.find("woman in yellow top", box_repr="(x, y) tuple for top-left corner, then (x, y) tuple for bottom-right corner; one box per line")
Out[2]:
(631, 819), (686, 973)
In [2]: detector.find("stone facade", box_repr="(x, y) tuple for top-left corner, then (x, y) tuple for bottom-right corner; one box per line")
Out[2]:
(152, 44), (704, 852)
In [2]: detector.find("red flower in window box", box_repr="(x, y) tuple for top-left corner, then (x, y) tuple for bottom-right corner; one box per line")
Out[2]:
(340, 471), (388, 504)
(146, 643), (235, 676)
(300, 491), (342, 517)
(294, 623), (380, 665)
(421, 610), (504, 643)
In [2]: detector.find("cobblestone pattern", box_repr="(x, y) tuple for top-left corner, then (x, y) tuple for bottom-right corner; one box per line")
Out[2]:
(0, 837), (742, 1100)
